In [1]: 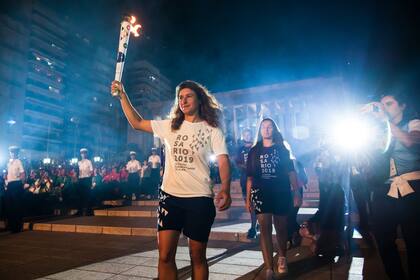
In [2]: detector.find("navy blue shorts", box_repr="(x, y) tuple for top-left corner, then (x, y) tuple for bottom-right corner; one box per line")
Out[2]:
(251, 187), (291, 216)
(157, 191), (216, 243)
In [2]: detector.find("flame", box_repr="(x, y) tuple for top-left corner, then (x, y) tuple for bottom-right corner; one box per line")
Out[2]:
(130, 16), (136, 24)
(131, 24), (142, 37)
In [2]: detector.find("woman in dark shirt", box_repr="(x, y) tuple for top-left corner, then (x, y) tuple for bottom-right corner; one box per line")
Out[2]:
(246, 118), (299, 279)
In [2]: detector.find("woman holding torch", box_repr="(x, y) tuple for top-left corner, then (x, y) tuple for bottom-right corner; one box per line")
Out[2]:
(111, 80), (231, 280)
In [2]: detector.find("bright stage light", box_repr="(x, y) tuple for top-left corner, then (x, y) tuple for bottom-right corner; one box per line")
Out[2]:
(70, 158), (78, 165)
(43, 158), (51, 164)
(330, 116), (374, 152)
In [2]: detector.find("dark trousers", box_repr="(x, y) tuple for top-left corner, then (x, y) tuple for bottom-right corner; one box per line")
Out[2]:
(350, 174), (371, 233)
(127, 173), (140, 196)
(288, 188), (303, 238)
(77, 177), (92, 214)
(240, 174), (257, 229)
(371, 180), (420, 280)
(4, 180), (24, 232)
(150, 169), (160, 196)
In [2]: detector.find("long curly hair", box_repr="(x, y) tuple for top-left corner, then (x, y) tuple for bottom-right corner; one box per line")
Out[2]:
(170, 80), (222, 131)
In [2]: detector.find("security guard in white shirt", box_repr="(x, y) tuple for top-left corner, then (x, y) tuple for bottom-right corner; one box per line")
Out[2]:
(126, 151), (141, 200)
(5, 146), (25, 233)
(77, 148), (93, 215)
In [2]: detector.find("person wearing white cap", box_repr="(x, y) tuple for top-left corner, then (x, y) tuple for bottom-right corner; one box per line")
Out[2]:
(77, 148), (93, 215)
(126, 151), (141, 200)
(148, 148), (161, 198)
(5, 146), (25, 233)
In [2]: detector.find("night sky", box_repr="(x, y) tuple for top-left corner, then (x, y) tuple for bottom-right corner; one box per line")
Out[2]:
(16, 0), (420, 95)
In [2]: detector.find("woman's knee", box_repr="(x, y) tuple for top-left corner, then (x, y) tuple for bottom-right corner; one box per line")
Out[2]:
(159, 248), (176, 263)
(189, 247), (206, 265)
(159, 249), (176, 264)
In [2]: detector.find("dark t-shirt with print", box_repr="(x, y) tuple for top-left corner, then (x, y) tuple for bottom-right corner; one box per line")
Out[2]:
(246, 144), (294, 192)
(236, 144), (252, 180)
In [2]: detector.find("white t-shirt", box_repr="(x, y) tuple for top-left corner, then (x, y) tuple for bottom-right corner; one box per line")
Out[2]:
(127, 159), (141, 173)
(148, 154), (161, 169)
(7, 159), (24, 182)
(78, 159), (93, 178)
(151, 119), (228, 197)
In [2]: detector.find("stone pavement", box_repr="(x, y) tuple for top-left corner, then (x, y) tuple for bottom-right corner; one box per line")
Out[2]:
(0, 180), (396, 279)
(0, 229), (390, 280)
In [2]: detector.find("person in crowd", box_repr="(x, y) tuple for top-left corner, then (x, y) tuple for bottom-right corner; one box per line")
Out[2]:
(148, 148), (161, 198)
(119, 164), (129, 198)
(4, 146), (26, 233)
(299, 146), (346, 258)
(77, 148), (93, 216)
(349, 156), (373, 246)
(141, 160), (152, 199)
(111, 79), (231, 280)
(245, 118), (299, 279)
(103, 166), (121, 199)
(367, 92), (420, 280)
(91, 167), (104, 207)
(284, 141), (307, 249)
(235, 128), (258, 239)
(126, 151), (141, 200)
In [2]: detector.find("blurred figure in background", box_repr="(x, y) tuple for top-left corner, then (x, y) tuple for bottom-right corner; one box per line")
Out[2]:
(126, 151), (141, 200)
(236, 128), (258, 239)
(77, 148), (93, 216)
(148, 148), (161, 198)
(4, 146), (25, 233)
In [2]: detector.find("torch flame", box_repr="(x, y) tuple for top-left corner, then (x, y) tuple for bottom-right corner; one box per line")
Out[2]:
(131, 24), (142, 37)
(130, 16), (136, 24)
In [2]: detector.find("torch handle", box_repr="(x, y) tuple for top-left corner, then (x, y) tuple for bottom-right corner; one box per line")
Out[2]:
(112, 19), (132, 97)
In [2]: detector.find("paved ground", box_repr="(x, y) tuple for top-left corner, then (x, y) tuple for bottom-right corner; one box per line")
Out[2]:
(0, 230), (390, 280)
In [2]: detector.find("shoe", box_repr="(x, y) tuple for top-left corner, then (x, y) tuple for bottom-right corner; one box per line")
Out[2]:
(277, 256), (288, 275)
(265, 269), (274, 280)
(247, 227), (257, 239)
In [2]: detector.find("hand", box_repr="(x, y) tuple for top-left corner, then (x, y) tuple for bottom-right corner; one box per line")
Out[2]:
(360, 102), (387, 121)
(110, 80), (125, 98)
(293, 191), (302, 208)
(215, 190), (231, 211)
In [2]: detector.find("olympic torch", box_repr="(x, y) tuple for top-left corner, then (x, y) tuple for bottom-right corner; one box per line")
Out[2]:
(111, 15), (142, 96)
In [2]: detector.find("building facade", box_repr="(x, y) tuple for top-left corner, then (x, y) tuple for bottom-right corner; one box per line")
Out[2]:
(0, 0), (124, 163)
(124, 60), (172, 159)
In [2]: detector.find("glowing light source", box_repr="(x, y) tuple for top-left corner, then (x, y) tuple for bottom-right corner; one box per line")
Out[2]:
(70, 158), (78, 165)
(331, 117), (373, 152)
(43, 158), (51, 164)
(93, 156), (102, 163)
(129, 16), (142, 37)
(209, 154), (216, 162)
(7, 119), (16, 125)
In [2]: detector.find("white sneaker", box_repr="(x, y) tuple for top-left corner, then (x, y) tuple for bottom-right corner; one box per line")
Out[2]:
(277, 256), (288, 275)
